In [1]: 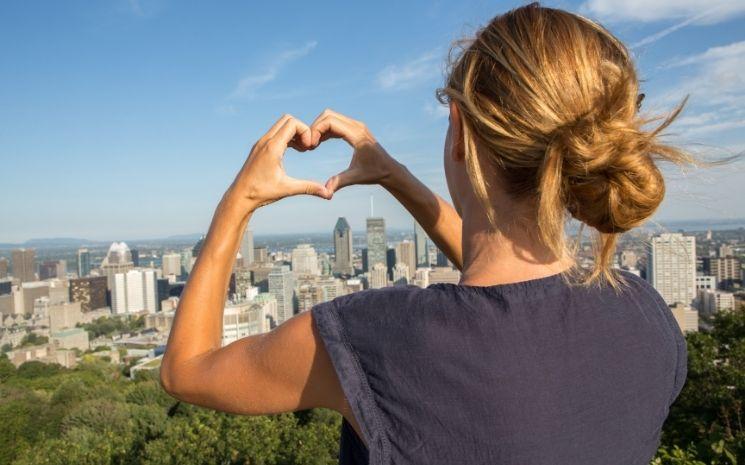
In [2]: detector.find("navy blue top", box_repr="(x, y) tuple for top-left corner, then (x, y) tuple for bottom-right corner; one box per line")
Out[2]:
(311, 270), (687, 465)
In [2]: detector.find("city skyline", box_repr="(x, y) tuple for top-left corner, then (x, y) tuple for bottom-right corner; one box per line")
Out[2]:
(1, 0), (744, 243)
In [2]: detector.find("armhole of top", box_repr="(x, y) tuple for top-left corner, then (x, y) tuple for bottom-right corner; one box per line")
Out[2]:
(311, 300), (391, 465)
(634, 276), (688, 406)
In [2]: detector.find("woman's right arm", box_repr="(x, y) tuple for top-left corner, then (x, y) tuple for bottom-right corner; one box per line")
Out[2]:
(309, 109), (463, 271)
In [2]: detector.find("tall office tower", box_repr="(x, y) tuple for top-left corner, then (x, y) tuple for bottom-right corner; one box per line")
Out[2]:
(112, 268), (158, 314)
(157, 278), (170, 311)
(291, 244), (320, 275)
(719, 244), (734, 258)
(241, 228), (255, 267)
(414, 221), (429, 268)
(254, 246), (269, 264)
(370, 263), (388, 289)
(392, 263), (410, 285)
(101, 242), (134, 290)
(0, 257), (8, 279)
(647, 233), (696, 306)
(11, 248), (36, 282)
(268, 265), (295, 324)
(333, 217), (354, 276)
(131, 249), (140, 267)
(180, 248), (194, 275)
(395, 240), (417, 275)
(39, 261), (59, 280)
(69, 276), (108, 312)
(366, 218), (386, 272)
(77, 248), (91, 278)
(162, 253), (182, 278)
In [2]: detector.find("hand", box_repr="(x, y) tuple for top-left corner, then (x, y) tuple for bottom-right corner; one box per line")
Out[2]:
(309, 109), (402, 195)
(225, 114), (332, 213)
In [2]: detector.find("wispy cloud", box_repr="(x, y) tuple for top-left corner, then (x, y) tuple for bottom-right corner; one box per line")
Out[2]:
(581, 0), (745, 24)
(229, 41), (317, 100)
(654, 41), (745, 139)
(376, 50), (442, 91)
(631, 9), (714, 48)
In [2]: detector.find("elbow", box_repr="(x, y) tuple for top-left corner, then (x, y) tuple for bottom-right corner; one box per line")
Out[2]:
(159, 363), (178, 397)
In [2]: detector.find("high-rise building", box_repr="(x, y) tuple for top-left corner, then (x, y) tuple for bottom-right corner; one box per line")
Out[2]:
(268, 265), (295, 324)
(333, 217), (354, 276)
(436, 248), (451, 267)
(180, 248), (194, 275)
(11, 248), (36, 282)
(101, 242), (134, 290)
(395, 240), (417, 276)
(703, 256), (742, 288)
(241, 228), (255, 267)
(39, 261), (59, 280)
(647, 233), (696, 306)
(366, 218), (386, 271)
(69, 276), (108, 312)
(112, 269), (157, 314)
(414, 221), (429, 268)
(162, 253), (182, 278)
(370, 263), (388, 289)
(131, 249), (140, 267)
(254, 246), (269, 264)
(77, 248), (91, 278)
(292, 244), (320, 276)
(697, 289), (735, 315)
(0, 257), (8, 279)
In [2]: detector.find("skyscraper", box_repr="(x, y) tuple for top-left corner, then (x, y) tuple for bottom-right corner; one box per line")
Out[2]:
(162, 253), (182, 278)
(647, 233), (696, 306)
(180, 247), (194, 275)
(268, 265), (295, 324)
(333, 217), (354, 276)
(11, 248), (36, 282)
(395, 240), (417, 275)
(101, 242), (134, 290)
(291, 244), (320, 275)
(77, 248), (91, 278)
(112, 269), (157, 314)
(0, 257), (8, 279)
(366, 218), (386, 272)
(414, 221), (429, 268)
(241, 228), (255, 267)
(370, 263), (388, 289)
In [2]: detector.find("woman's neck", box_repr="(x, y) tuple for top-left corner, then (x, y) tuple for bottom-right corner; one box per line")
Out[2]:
(458, 202), (574, 287)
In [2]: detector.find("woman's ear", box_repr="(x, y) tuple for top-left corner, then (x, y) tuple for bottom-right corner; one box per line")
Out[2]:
(449, 101), (465, 162)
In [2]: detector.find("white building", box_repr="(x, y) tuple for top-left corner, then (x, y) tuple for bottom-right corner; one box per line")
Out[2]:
(392, 263), (410, 285)
(647, 233), (696, 306)
(112, 269), (158, 314)
(162, 253), (182, 278)
(670, 303), (699, 333)
(695, 275), (717, 291)
(370, 263), (388, 289)
(269, 265), (295, 324)
(292, 244), (320, 276)
(241, 228), (255, 266)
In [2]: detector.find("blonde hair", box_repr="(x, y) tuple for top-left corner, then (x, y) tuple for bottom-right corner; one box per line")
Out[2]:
(436, 2), (693, 286)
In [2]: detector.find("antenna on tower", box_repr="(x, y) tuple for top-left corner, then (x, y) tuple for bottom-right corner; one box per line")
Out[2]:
(370, 195), (374, 217)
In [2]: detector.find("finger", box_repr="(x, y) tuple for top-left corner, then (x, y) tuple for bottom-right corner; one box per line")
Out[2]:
(285, 176), (332, 199)
(324, 168), (359, 193)
(262, 114), (293, 140)
(272, 117), (312, 152)
(309, 115), (359, 147)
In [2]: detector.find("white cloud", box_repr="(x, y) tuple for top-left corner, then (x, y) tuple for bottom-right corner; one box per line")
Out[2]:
(581, 0), (745, 24)
(424, 101), (450, 119)
(230, 41), (317, 100)
(376, 50), (442, 91)
(663, 41), (745, 68)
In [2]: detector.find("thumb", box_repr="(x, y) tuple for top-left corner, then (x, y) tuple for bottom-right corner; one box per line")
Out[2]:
(325, 168), (360, 194)
(285, 176), (333, 200)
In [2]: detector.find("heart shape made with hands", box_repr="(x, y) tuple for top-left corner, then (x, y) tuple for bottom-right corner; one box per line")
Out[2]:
(276, 110), (394, 201)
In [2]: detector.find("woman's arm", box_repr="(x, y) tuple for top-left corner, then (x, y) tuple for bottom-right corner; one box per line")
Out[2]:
(159, 115), (350, 418)
(309, 109), (463, 270)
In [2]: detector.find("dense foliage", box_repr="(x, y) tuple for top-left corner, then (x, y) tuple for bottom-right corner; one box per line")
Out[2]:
(0, 309), (742, 464)
(78, 315), (145, 339)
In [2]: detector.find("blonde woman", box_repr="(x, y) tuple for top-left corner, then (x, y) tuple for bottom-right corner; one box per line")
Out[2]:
(161, 3), (688, 464)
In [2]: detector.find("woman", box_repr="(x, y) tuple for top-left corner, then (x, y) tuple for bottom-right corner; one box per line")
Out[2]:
(160, 3), (689, 464)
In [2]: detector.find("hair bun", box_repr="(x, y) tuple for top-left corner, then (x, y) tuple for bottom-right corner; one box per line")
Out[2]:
(552, 115), (665, 234)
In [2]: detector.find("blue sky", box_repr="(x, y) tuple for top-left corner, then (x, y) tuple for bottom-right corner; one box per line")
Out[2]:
(1, 0), (744, 242)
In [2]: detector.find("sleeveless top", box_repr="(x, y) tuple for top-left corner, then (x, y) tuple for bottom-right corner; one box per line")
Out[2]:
(310, 270), (688, 465)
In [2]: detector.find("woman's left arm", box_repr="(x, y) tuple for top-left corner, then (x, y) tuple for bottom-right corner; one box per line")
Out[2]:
(159, 115), (348, 417)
